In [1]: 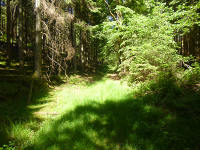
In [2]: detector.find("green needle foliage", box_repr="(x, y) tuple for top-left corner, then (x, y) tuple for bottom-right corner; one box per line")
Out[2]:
(96, 3), (182, 83)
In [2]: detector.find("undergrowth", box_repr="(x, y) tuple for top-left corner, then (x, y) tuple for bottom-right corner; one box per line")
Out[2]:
(0, 71), (200, 150)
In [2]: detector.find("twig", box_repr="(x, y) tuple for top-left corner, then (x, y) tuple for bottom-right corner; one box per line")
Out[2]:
(103, 0), (118, 23)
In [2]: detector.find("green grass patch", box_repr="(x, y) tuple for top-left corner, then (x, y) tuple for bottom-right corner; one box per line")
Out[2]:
(1, 74), (200, 150)
(0, 76), (51, 149)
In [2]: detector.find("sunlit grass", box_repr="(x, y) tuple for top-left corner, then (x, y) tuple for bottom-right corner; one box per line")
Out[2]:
(1, 74), (200, 150)
(1, 76), (133, 149)
(36, 79), (133, 149)
(51, 79), (132, 113)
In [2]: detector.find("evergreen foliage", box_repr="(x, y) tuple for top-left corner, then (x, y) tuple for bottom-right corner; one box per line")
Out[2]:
(96, 3), (183, 83)
(0, 0), (200, 149)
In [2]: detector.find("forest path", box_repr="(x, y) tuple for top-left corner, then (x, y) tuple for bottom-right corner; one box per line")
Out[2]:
(2, 74), (200, 150)
(1, 72), (132, 149)
(32, 76), (132, 119)
(24, 76), (138, 150)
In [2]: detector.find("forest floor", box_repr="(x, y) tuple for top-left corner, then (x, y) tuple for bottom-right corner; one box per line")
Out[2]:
(0, 64), (200, 150)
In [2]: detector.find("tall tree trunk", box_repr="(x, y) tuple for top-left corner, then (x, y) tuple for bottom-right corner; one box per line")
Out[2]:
(186, 34), (190, 55)
(24, 0), (28, 53)
(0, 0), (2, 31)
(71, 21), (77, 72)
(34, 0), (41, 78)
(182, 35), (185, 56)
(87, 30), (92, 68)
(11, 4), (17, 46)
(17, 0), (24, 67)
(82, 31), (86, 70)
(79, 29), (84, 71)
(6, 0), (11, 62)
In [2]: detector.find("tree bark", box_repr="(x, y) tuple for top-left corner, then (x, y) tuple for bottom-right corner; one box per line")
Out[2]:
(79, 29), (84, 71)
(0, 0), (2, 31)
(24, 0), (29, 54)
(71, 21), (77, 72)
(6, 0), (11, 62)
(34, 0), (42, 78)
(18, 0), (24, 67)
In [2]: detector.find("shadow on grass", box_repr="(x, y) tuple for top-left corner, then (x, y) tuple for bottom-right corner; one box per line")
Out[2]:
(26, 89), (200, 150)
(67, 71), (107, 86)
(66, 65), (111, 85)
(0, 75), (52, 147)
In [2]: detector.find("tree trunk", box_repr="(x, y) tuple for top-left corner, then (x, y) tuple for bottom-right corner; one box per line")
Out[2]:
(24, 4), (28, 52)
(79, 29), (84, 71)
(34, 0), (42, 78)
(18, 0), (24, 67)
(182, 35), (185, 56)
(6, 0), (11, 63)
(71, 21), (77, 72)
(0, 0), (2, 31)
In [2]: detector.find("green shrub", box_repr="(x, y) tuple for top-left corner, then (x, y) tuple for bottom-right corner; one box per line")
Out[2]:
(182, 62), (200, 85)
(97, 3), (182, 83)
(0, 141), (16, 150)
(133, 71), (183, 105)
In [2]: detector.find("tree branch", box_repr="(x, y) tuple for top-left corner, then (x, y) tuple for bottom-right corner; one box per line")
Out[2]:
(103, 0), (118, 23)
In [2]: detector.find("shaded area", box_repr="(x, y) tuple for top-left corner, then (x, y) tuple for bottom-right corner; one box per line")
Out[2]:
(0, 81), (51, 148)
(67, 68), (109, 86)
(26, 86), (200, 150)
(0, 60), (51, 147)
(0, 57), (109, 148)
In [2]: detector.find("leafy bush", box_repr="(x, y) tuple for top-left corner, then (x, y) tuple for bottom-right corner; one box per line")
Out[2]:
(0, 141), (16, 150)
(97, 3), (182, 83)
(134, 71), (183, 103)
(182, 62), (200, 85)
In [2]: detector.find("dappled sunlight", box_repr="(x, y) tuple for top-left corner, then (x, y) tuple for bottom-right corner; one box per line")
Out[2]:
(1, 71), (200, 149)
(1, 0), (199, 149)
(49, 79), (132, 114)
(0, 66), (54, 147)
(25, 78), (200, 150)
(26, 98), (168, 150)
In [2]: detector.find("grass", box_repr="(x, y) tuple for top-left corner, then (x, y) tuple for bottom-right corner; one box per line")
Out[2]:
(0, 79), (50, 149)
(0, 73), (200, 150)
(0, 59), (51, 149)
